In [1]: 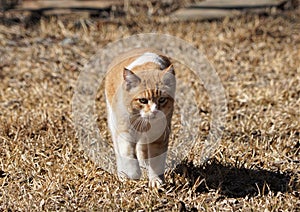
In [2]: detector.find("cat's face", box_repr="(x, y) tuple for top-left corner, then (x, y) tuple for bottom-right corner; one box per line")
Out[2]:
(132, 90), (173, 120)
(123, 65), (176, 124)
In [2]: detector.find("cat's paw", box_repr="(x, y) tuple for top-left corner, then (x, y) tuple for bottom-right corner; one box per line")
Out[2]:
(117, 156), (141, 180)
(118, 172), (130, 182)
(118, 170), (141, 181)
(149, 177), (165, 188)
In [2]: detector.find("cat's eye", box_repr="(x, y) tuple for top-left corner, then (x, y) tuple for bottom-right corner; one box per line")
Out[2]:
(138, 98), (148, 104)
(158, 97), (167, 104)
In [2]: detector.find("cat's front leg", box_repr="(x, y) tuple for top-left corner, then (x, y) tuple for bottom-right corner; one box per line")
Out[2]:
(115, 132), (141, 180)
(137, 142), (167, 187)
(147, 152), (167, 187)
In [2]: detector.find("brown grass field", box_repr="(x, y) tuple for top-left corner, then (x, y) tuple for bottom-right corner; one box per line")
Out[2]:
(0, 1), (299, 211)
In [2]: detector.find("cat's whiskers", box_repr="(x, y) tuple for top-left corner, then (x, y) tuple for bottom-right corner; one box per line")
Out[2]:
(130, 115), (150, 132)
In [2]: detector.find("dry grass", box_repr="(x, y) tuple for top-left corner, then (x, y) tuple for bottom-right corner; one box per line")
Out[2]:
(0, 2), (299, 211)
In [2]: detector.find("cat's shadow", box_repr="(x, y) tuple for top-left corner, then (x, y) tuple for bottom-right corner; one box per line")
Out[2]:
(170, 159), (296, 198)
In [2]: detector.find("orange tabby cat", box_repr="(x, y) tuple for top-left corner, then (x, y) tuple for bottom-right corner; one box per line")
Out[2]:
(105, 48), (176, 187)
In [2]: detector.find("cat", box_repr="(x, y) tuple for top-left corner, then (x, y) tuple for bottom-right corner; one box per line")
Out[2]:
(105, 48), (176, 187)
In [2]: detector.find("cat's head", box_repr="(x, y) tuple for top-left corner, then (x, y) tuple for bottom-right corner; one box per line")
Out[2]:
(122, 65), (176, 122)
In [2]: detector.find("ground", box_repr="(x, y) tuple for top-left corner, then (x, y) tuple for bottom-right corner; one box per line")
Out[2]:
(0, 1), (299, 211)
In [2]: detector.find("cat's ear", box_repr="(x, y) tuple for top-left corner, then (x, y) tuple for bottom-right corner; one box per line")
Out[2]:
(123, 68), (141, 91)
(162, 65), (175, 86)
(163, 64), (175, 76)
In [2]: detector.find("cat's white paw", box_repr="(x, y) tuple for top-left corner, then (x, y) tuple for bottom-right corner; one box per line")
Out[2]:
(149, 177), (164, 188)
(117, 168), (141, 180)
(117, 155), (141, 180)
(118, 172), (128, 182)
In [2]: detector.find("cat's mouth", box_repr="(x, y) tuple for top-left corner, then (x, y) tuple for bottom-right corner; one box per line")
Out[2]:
(129, 114), (160, 132)
(141, 113), (156, 119)
(140, 110), (158, 119)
